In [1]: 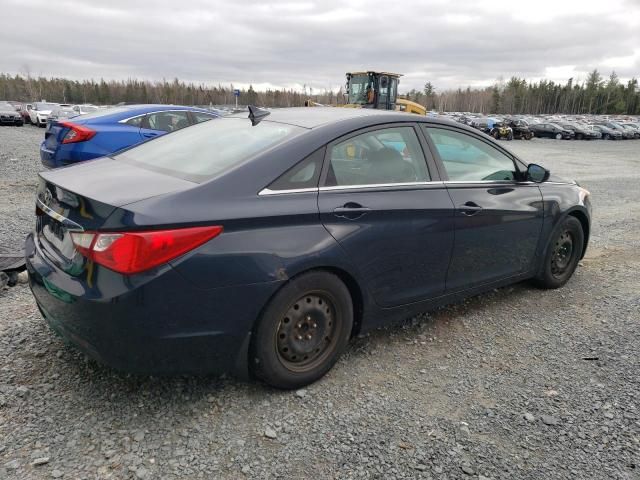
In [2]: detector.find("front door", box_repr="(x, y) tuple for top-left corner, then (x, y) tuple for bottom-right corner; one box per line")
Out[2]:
(318, 125), (455, 308)
(422, 126), (544, 292)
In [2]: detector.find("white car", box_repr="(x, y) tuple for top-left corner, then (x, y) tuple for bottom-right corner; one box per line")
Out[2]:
(28, 102), (60, 127)
(71, 104), (99, 116)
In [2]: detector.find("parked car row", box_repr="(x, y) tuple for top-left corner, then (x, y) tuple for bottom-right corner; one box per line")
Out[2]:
(0, 101), (101, 127)
(446, 112), (640, 141)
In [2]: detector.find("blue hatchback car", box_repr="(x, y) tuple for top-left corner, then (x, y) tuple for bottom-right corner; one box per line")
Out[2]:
(26, 107), (591, 389)
(40, 104), (220, 168)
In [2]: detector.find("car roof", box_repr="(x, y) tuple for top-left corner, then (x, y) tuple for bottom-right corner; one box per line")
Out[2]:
(228, 107), (454, 129)
(73, 104), (219, 123)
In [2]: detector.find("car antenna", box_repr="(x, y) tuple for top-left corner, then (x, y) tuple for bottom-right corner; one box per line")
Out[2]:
(248, 105), (270, 126)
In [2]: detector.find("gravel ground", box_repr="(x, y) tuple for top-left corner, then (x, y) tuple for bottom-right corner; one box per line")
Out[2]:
(1, 126), (639, 479)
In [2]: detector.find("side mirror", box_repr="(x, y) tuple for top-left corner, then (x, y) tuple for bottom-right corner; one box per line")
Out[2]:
(526, 163), (550, 183)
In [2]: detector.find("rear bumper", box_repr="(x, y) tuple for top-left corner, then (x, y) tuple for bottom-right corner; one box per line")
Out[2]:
(25, 233), (284, 376)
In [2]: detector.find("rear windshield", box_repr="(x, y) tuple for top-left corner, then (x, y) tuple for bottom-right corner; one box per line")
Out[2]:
(116, 118), (305, 182)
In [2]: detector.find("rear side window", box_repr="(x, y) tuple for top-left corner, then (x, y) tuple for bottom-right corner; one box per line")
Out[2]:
(267, 148), (324, 191)
(193, 112), (217, 123)
(146, 111), (190, 132)
(116, 118), (304, 182)
(124, 115), (144, 127)
(325, 126), (429, 187)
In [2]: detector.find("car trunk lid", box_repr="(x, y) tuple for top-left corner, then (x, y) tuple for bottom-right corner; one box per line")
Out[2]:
(36, 158), (197, 273)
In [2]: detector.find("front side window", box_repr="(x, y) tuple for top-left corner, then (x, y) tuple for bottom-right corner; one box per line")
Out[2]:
(326, 127), (430, 187)
(425, 127), (517, 182)
(146, 111), (190, 132)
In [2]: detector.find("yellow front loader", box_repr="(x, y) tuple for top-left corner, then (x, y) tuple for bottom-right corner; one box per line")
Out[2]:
(305, 71), (427, 115)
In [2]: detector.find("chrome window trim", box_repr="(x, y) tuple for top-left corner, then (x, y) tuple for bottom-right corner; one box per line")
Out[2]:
(442, 180), (517, 184)
(259, 181), (446, 196)
(259, 187), (319, 196)
(319, 181), (443, 191)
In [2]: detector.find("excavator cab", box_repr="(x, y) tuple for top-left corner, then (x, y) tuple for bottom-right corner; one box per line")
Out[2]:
(346, 72), (400, 110)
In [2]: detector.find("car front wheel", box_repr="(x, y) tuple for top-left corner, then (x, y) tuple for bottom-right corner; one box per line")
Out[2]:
(555, 133), (563, 140)
(250, 271), (353, 389)
(533, 216), (584, 289)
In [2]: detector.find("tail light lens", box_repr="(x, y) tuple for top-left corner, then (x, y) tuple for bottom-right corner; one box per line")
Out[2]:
(71, 226), (223, 275)
(60, 121), (96, 144)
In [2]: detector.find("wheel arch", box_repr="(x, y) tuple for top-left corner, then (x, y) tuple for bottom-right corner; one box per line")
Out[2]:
(253, 265), (366, 340)
(567, 208), (590, 259)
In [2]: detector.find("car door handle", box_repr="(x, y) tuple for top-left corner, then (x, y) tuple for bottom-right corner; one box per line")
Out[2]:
(458, 201), (483, 216)
(333, 203), (371, 219)
(142, 132), (159, 138)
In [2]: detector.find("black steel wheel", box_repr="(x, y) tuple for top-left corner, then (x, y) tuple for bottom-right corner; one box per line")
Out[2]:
(550, 230), (574, 278)
(276, 293), (339, 372)
(250, 271), (353, 389)
(533, 216), (584, 289)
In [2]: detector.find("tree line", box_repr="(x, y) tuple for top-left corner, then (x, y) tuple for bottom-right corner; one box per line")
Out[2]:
(406, 71), (640, 115)
(0, 70), (638, 115)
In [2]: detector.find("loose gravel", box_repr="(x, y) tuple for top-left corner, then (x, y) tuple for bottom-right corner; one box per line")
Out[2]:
(1, 126), (639, 479)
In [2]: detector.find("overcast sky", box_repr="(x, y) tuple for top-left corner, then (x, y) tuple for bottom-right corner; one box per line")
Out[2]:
(1, 0), (639, 93)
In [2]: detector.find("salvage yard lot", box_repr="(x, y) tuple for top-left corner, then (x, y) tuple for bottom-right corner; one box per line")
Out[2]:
(1, 125), (639, 479)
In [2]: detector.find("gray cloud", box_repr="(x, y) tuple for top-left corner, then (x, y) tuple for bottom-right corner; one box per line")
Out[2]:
(0, 0), (638, 92)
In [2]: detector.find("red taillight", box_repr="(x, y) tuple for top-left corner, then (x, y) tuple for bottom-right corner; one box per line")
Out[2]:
(60, 121), (96, 144)
(71, 226), (223, 275)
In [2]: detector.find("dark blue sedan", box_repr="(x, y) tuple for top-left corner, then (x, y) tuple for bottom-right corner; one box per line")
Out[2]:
(40, 104), (220, 168)
(26, 107), (591, 389)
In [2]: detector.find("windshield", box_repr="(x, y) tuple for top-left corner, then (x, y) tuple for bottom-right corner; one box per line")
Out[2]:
(0, 102), (14, 110)
(348, 74), (373, 105)
(81, 105), (98, 112)
(116, 118), (304, 182)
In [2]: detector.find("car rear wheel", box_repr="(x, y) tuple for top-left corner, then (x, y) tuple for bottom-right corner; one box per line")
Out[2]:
(576, 133), (583, 140)
(250, 271), (353, 389)
(533, 216), (584, 289)
(603, 133), (610, 140)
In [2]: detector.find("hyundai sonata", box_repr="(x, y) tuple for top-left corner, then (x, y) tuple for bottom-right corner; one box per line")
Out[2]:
(26, 107), (591, 389)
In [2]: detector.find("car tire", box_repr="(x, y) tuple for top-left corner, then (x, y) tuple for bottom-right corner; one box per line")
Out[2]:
(507, 132), (513, 141)
(250, 271), (353, 389)
(603, 133), (610, 140)
(555, 133), (562, 140)
(533, 216), (584, 289)
(576, 133), (583, 140)
(16, 122), (23, 127)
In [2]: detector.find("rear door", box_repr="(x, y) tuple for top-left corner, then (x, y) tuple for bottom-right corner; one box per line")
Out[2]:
(422, 125), (543, 292)
(318, 124), (455, 308)
(140, 110), (191, 140)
